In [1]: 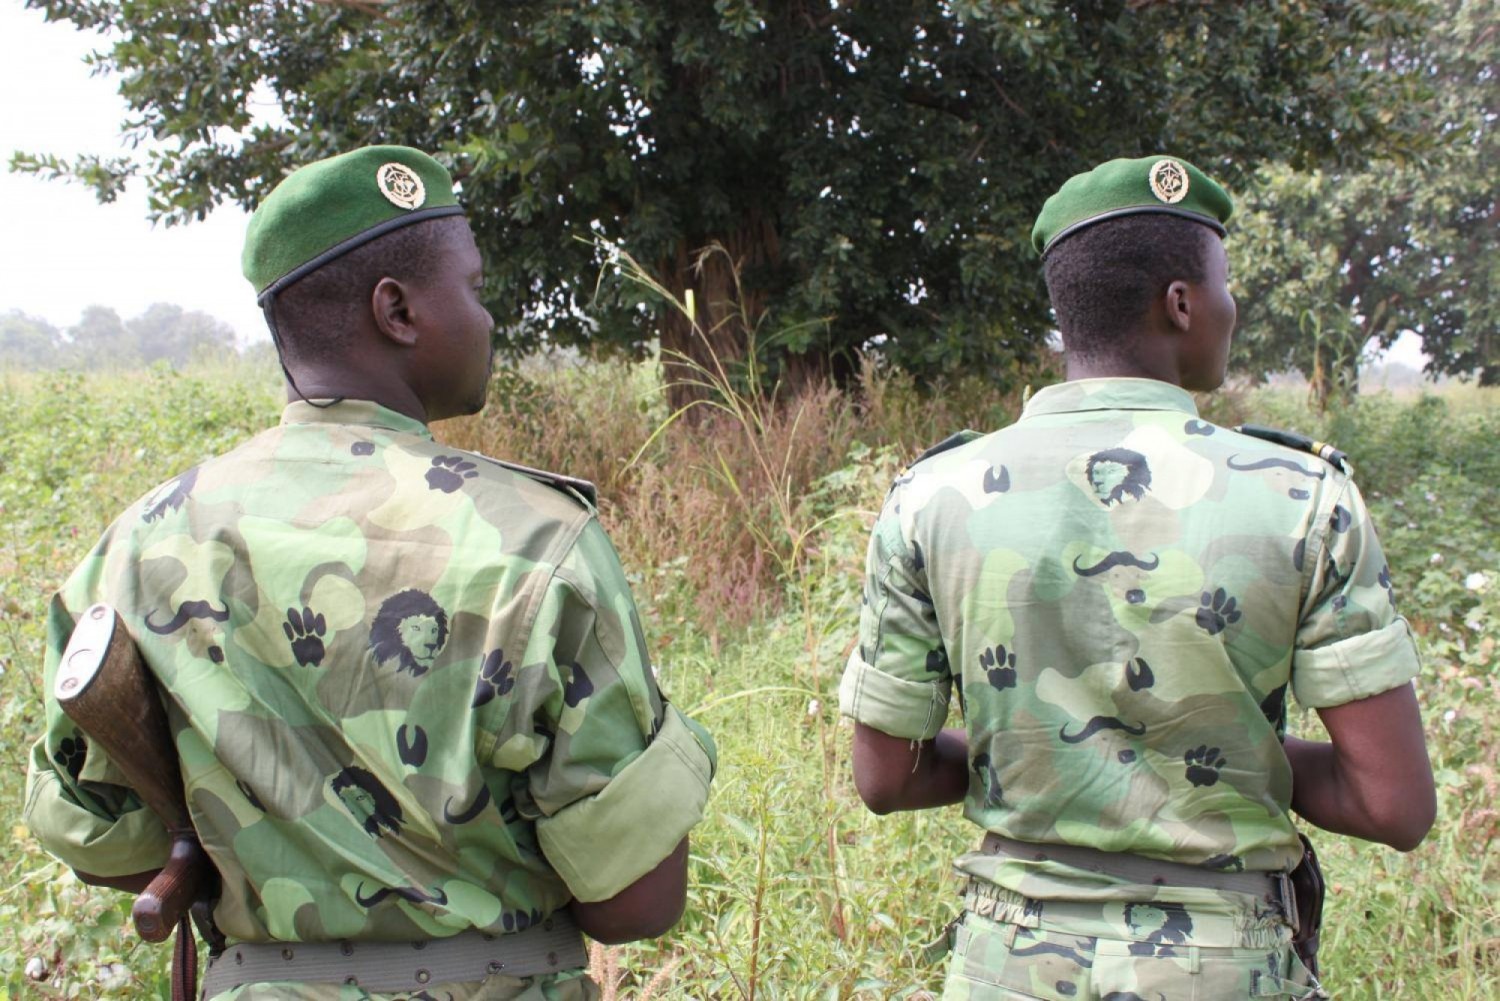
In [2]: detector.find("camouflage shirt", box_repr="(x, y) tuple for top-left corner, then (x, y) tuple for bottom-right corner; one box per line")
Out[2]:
(26, 400), (715, 945)
(841, 378), (1420, 883)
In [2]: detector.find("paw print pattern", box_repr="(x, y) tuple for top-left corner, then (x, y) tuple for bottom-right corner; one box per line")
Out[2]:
(426, 455), (478, 493)
(924, 648), (949, 675)
(1195, 588), (1242, 635)
(473, 648), (516, 708)
(980, 644), (1018, 690)
(1378, 564), (1398, 607)
(562, 662), (594, 707)
(283, 606), (327, 667)
(1184, 745), (1227, 787)
(53, 731), (87, 781)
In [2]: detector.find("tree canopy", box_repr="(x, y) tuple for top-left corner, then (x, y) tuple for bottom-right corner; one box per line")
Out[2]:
(1231, 0), (1496, 401)
(18, 0), (1438, 391)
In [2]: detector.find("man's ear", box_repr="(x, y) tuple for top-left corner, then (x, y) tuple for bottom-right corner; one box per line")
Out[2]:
(371, 277), (419, 347)
(1164, 280), (1193, 334)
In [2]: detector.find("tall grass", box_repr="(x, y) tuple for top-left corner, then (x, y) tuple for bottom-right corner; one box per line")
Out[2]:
(0, 349), (1495, 998)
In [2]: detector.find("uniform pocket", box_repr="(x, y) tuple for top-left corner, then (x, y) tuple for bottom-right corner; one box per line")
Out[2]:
(942, 913), (1093, 1001)
(1091, 937), (1312, 999)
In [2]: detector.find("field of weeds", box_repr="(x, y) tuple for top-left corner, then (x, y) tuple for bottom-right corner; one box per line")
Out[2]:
(1, 356), (1495, 999)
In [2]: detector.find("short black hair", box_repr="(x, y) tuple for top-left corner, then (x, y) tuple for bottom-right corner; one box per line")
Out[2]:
(1042, 215), (1217, 361)
(270, 215), (467, 363)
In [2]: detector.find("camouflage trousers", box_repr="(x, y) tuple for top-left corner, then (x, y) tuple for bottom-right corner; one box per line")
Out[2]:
(208, 970), (598, 1000)
(942, 879), (1321, 1000)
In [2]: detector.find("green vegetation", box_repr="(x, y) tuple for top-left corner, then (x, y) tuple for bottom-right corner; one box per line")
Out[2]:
(1232, 0), (1498, 399)
(0, 356), (1495, 998)
(17, 1), (1441, 391)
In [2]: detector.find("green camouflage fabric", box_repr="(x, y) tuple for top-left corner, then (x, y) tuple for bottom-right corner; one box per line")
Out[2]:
(841, 377), (1420, 884)
(943, 878), (1317, 999)
(24, 400), (715, 979)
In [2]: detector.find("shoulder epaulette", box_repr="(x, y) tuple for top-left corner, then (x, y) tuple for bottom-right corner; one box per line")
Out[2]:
(912, 429), (983, 466)
(477, 455), (598, 508)
(1234, 424), (1350, 474)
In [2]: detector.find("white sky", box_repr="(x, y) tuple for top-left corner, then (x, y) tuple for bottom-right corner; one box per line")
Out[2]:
(0, 3), (1428, 368)
(0, 3), (266, 345)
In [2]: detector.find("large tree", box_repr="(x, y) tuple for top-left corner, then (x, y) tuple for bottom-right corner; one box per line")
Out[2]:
(18, 0), (1436, 396)
(0, 311), (64, 370)
(1231, 0), (1496, 403)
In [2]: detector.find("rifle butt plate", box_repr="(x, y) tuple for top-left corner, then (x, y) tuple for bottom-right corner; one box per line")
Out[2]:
(55, 604), (118, 705)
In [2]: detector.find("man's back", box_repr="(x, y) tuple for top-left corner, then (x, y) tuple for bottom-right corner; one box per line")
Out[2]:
(28, 399), (666, 943)
(861, 378), (1413, 884)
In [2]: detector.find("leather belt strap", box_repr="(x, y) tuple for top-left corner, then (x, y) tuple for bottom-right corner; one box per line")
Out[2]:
(980, 833), (1294, 910)
(200, 912), (587, 998)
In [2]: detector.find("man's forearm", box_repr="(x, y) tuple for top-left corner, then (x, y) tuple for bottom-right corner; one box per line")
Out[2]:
(1284, 736), (1412, 847)
(569, 837), (688, 944)
(904, 727), (970, 809)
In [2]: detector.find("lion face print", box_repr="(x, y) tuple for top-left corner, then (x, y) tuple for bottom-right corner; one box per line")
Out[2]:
(1086, 448), (1152, 506)
(369, 589), (449, 676)
(330, 765), (404, 838)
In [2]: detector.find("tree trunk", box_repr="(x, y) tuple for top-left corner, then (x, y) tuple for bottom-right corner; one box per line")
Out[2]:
(658, 213), (848, 413)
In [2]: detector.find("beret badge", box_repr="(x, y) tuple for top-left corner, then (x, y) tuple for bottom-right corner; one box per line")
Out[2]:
(377, 162), (426, 210)
(1148, 159), (1189, 204)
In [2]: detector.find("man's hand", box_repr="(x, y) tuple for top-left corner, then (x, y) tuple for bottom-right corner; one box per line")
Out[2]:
(1285, 683), (1435, 851)
(851, 723), (969, 814)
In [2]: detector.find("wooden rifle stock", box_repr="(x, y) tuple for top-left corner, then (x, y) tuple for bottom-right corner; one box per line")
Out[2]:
(54, 603), (209, 944)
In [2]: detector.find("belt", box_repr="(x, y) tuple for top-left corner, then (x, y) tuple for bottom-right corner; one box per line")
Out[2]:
(200, 911), (588, 998)
(979, 833), (1297, 924)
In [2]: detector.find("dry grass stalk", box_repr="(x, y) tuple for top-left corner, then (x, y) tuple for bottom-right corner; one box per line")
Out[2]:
(586, 943), (684, 1000)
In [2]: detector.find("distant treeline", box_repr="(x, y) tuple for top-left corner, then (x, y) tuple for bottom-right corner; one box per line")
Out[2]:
(0, 304), (252, 371)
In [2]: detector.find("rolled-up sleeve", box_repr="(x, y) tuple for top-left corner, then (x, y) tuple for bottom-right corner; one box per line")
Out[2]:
(839, 488), (951, 740)
(519, 520), (715, 903)
(1292, 477), (1421, 709)
(25, 739), (171, 877)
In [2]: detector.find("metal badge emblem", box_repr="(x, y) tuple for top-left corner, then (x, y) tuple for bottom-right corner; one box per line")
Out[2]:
(1148, 159), (1189, 204)
(376, 163), (426, 210)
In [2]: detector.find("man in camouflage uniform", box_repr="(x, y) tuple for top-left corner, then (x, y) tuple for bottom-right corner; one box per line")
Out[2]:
(26, 146), (716, 999)
(842, 156), (1435, 999)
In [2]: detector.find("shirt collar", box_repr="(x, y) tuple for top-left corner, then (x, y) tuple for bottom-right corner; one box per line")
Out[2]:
(279, 399), (433, 439)
(1021, 378), (1200, 419)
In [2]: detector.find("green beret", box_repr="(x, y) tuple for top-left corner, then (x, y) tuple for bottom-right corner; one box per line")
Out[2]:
(242, 145), (465, 301)
(1031, 155), (1233, 257)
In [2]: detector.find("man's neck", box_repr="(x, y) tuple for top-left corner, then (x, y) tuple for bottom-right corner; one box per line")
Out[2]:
(1064, 356), (1183, 387)
(283, 370), (428, 424)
